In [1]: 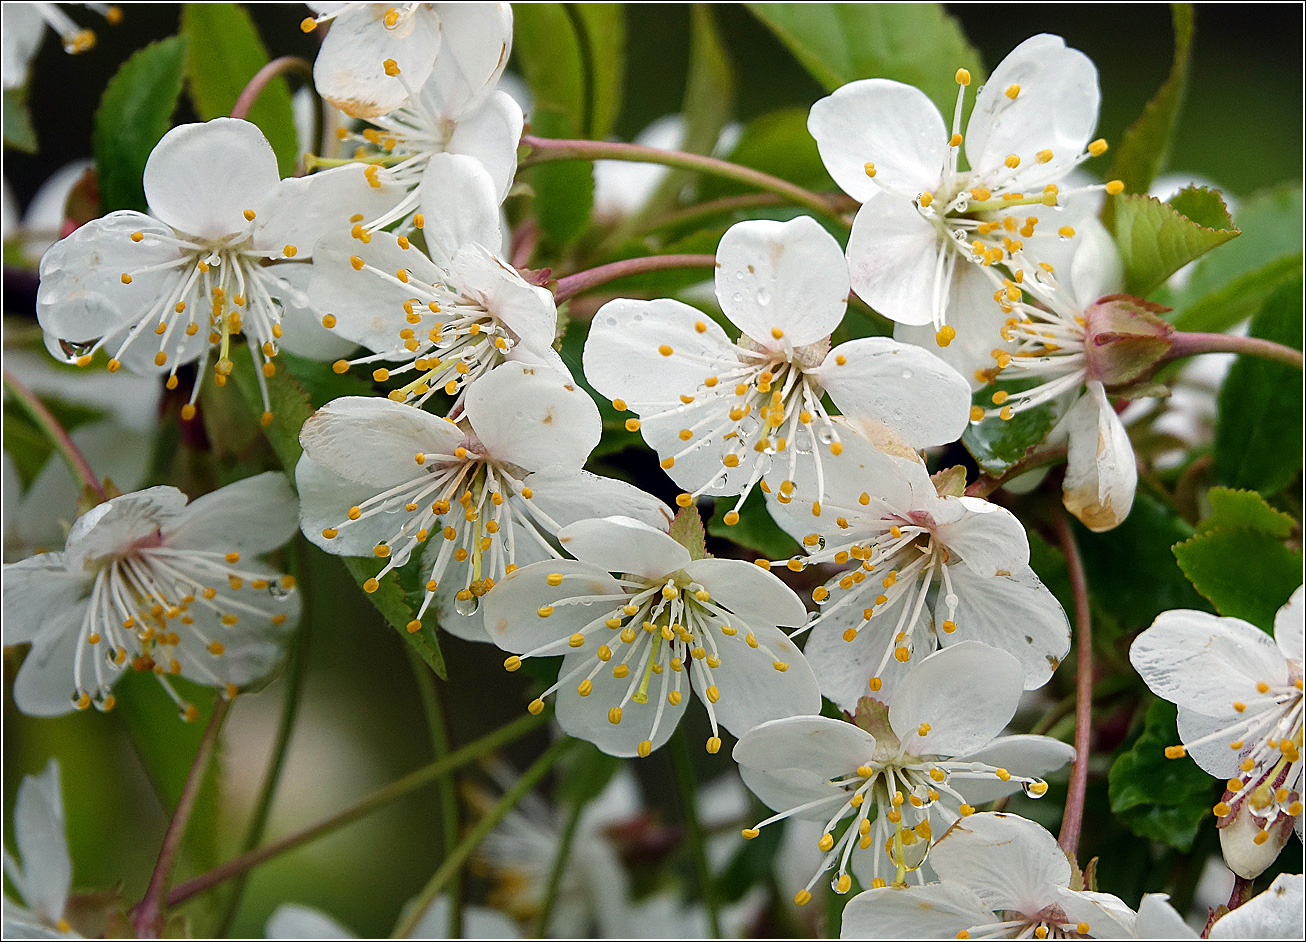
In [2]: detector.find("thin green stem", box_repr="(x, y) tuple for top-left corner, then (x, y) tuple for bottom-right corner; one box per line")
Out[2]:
(166, 711), (547, 908)
(3, 368), (107, 502)
(1054, 509), (1093, 860)
(521, 134), (849, 227)
(965, 445), (1069, 499)
(407, 648), (463, 938)
(214, 541), (314, 935)
(132, 699), (232, 937)
(669, 732), (721, 938)
(532, 799), (585, 938)
(392, 738), (576, 939)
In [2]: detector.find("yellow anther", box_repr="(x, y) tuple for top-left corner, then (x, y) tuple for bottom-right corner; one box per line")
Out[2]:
(959, 803), (975, 816)
(1004, 154), (1020, 169)
(942, 620), (957, 634)
(1105, 180), (1125, 195)
(1004, 83), (1021, 99)
(528, 698), (546, 715)
(771, 326), (784, 340)
(350, 255), (365, 271)
(706, 736), (722, 754)
(1088, 138), (1109, 157)
(1233, 701), (1247, 713)
(949, 133), (962, 147)
(577, 679), (593, 697)
(658, 344), (674, 356)
(955, 68), (971, 86)
(383, 58), (400, 76)
(1058, 225), (1076, 238)
(608, 706), (623, 725)
(1164, 745), (1186, 759)
(864, 162), (877, 178)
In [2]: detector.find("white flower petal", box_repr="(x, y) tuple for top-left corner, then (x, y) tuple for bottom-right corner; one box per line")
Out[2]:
(714, 216), (849, 348)
(255, 164), (409, 255)
(943, 562), (1071, 690)
(935, 496), (1031, 573)
(554, 647), (690, 757)
(299, 396), (465, 487)
(1130, 609), (1289, 718)
(949, 734), (1076, 805)
(63, 487), (188, 570)
(271, 263), (358, 361)
(1175, 707), (1244, 779)
(12, 605), (86, 717)
(314, 3), (441, 118)
(464, 362), (599, 471)
(1046, 885), (1139, 939)
(481, 560), (622, 654)
(895, 263), (1012, 391)
(164, 472), (298, 556)
(845, 193), (944, 326)
(889, 642), (1023, 757)
(801, 586), (926, 710)
(809, 79), (947, 200)
(443, 90), (525, 203)
(143, 119), (280, 239)
(266, 903), (356, 938)
(931, 811), (1071, 913)
(521, 467), (672, 533)
(556, 516), (690, 579)
(409, 895), (523, 939)
(733, 715), (876, 815)
(1058, 382), (1137, 532)
(2, 4), (45, 90)
(417, 153), (503, 262)
(1134, 893), (1199, 939)
(1274, 586), (1303, 666)
(9, 760), (71, 926)
(1209, 873), (1304, 940)
(689, 622), (820, 737)
(2, 555), (85, 646)
(681, 557), (808, 629)
(812, 336), (971, 449)
(420, 2), (513, 115)
(294, 456), (418, 562)
(446, 243), (559, 358)
(966, 34), (1099, 179)
(839, 883), (993, 940)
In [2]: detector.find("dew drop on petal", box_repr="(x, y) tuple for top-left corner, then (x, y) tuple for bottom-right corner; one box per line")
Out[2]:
(455, 594), (479, 616)
(58, 338), (98, 359)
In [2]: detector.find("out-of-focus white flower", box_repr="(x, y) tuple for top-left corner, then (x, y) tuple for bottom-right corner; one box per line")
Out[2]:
(485, 514), (819, 757)
(2, 3), (116, 89)
(34, 119), (396, 419)
(11, 159), (92, 264)
(309, 153), (562, 406)
(1130, 588), (1303, 878)
(771, 433), (1069, 702)
(809, 34), (1114, 337)
(266, 895), (520, 939)
(734, 643), (1073, 901)
(2, 473), (300, 718)
(2, 760), (77, 938)
(583, 215), (971, 522)
(297, 364), (670, 641)
(838, 812), (1135, 939)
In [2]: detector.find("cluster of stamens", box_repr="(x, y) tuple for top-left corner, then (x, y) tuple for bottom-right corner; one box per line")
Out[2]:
(503, 572), (792, 756)
(72, 545), (294, 719)
(953, 916), (1094, 939)
(330, 230), (517, 409)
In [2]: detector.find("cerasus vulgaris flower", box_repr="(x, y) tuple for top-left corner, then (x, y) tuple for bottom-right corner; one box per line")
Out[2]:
(3, 2), (117, 89)
(318, 2), (522, 225)
(583, 215), (971, 522)
(309, 153), (566, 410)
(35, 118), (400, 421)
(297, 363), (670, 641)
(838, 812), (1136, 939)
(1, 474), (300, 718)
(734, 643), (1073, 902)
(2, 760), (76, 938)
(1130, 588), (1303, 878)
(770, 433), (1069, 703)
(809, 33), (1121, 338)
(483, 514), (820, 758)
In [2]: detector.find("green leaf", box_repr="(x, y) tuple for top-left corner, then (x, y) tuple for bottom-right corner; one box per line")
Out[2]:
(1108, 4), (1195, 196)
(706, 491), (798, 561)
(180, 3), (298, 176)
(93, 36), (189, 213)
(1076, 495), (1207, 636)
(961, 383), (1057, 476)
(1173, 527), (1302, 632)
(344, 557), (448, 679)
(1110, 188), (1240, 296)
(279, 352), (374, 409)
(513, 3), (585, 128)
(1109, 700), (1219, 852)
(1197, 487), (1296, 538)
(669, 506), (708, 560)
(1171, 186), (1303, 333)
(700, 108), (835, 201)
(746, 3), (983, 116)
(528, 107), (595, 245)
(569, 3), (626, 140)
(3, 86), (38, 153)
(1213, 275), (1304, 495)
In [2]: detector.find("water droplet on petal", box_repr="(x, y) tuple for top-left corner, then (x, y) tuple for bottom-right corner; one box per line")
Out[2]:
(455, 593), (479, 616)
(756, 288), (771, 306)
(58, 338), (98, 359)
(1023, 778), (1048, 799)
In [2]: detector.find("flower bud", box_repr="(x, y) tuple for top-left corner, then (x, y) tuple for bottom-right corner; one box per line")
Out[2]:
(1082, 294), (1175, 391)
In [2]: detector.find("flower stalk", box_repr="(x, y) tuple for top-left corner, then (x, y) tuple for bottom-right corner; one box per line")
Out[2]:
(3, 368), (108, 503)
(1054, 508), (1094, 859)
(1162, 331), (1304, 370)
(552, 254), (717, 303)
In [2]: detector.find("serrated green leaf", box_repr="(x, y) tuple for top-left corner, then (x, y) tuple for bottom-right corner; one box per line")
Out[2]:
(528, 107), (594, 245)
(700, 108), (835, 202)
(1110, 188), (1240, 296)
(514, 3), (585, 128)
(279, 352), (374, 408)
(3, 86), (38, 153)
(1197, 487), (1296, 538)
(1108, 700), (1219, 852)
(706, 491), (797, 561)
(343, 557), (447, 679)
(1108, 4), (1194, 196)
(961, 382), (1057, 476)
(180, 3), (298, 176)
(93, 36), (189, 213)
(668, 505), (708, 560)
(746, 3), (983, 117)
(1172, 186), (1303, 332)
(1173, 527), (1302, 632)
(1213, 275), (1303, 496)
(570, 3), (625, 140)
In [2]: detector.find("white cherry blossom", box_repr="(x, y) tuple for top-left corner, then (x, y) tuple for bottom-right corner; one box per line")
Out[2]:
(309, 153), (565, 409)
(809, 33), (1119, 338)
(34, 119), (397, 420)
(483, 514), (820, 758)
(267, 896), (519, 939)
(838, 812), (1135, 939)
(296, 363), (670, 642)
(583, 214), (971, 522)
(1130, 588), (1303, 878)
(1208, 873), (1304, 940)
(2, 473), (300, 719)
(2, 2), (115, 89)
(2, 760), (76, 938)
(771, 433), (1069, 702)
(733, 643), (1074, 901)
